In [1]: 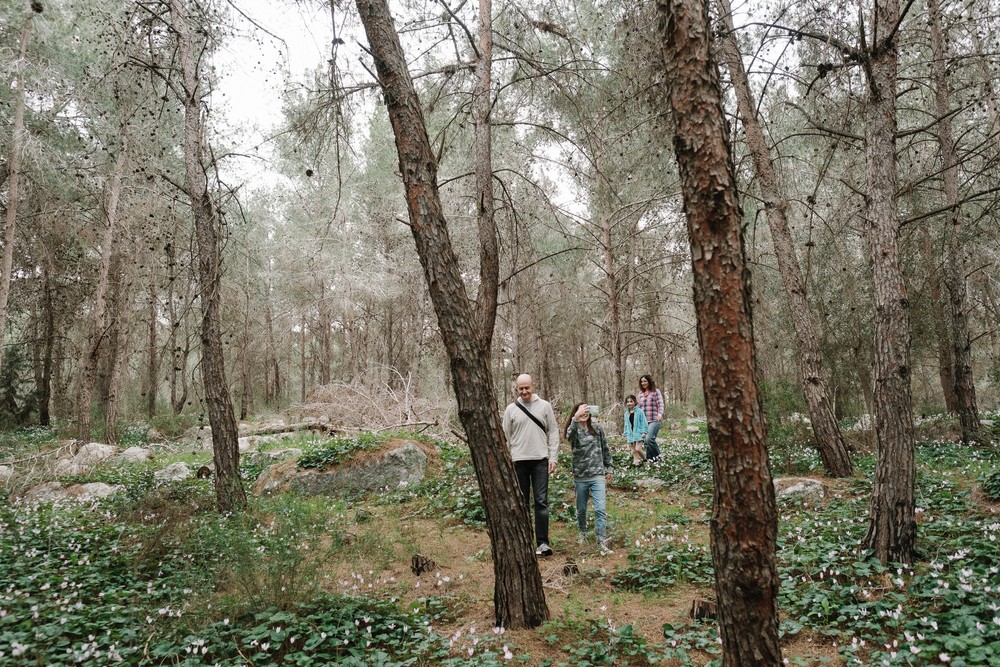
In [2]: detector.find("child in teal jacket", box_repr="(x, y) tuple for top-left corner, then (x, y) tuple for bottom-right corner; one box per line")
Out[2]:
(622, 395), (649, 465)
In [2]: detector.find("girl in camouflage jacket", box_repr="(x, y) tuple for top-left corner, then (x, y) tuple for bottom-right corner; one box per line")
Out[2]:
(565, 403), (614, 554)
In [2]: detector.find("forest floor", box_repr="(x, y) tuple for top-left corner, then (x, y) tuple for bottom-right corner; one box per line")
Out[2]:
(2, 416), (998, 666)
(324, 507), (842, 666)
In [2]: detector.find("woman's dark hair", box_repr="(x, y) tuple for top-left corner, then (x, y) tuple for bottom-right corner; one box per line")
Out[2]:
(565, 402), (597, 436)
(625, 394), (637, 404)
(639, 374), (657, 391)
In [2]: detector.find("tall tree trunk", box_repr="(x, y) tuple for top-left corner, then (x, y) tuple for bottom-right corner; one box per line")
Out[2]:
(656, 0), (782, 664)
(473, 0), (499, 341)
(147, 276), (159, 418)
(104, 270), (133, 448)
(715, 0), (852, 477)
(920, 226), (958, 412)
(928, 0), (979, 444)
(0, 11), (34, 357)
(600, 200), (625, 404)
(168, 237), (181, 412)
(299, 314), (307, 402)
(38, 262), (54, 426)
(78, 131), (129, 443)
(355, 0), (548, 629)
(860, 0), (916, 564)
(264, 283), (279, 405)
(170, 0), (246, 513)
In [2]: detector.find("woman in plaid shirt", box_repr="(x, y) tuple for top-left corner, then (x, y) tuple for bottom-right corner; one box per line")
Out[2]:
(637, 374), (664, 461)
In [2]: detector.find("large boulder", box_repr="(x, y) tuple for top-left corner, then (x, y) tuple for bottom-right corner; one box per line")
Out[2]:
(254, 440), (431, 497)
(119, 446), (152, 463)
(52, 443), (118, 476)
(774, 477), (826, 502)
(154, 462), (194, 483)
(22, 481), (121, 504)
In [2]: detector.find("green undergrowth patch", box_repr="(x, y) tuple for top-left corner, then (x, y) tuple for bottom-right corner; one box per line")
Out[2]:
(0, 423), (61, 461)
(297, 431), (386, 470)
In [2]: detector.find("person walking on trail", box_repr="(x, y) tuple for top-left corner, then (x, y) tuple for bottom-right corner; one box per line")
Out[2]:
(622, 395), (649, 466)
(637, 374), (664, 461)
(565, 402), (614, 555)
(501, 373), (560, 557)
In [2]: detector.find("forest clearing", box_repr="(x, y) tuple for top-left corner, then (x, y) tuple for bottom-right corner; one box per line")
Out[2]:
(5, 0), (1000, 664)
(0, 414), (998, 666)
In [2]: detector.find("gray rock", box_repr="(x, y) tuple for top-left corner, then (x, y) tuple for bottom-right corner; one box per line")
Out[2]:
(633, 477), (666, 491)
(119, 446), (152, 463)
(0, 465), (12, 484)
(774, 477), (826, 502)
(154, 462), (194, 483)
(254, 441), (428, 497)
(67, 482), (121, 502)
(265, 447), (302, 460)
(23, 482), (67, 503)
(77, 443), (118, 466)
(52, 458), (81, 476)
(21, 481), (121, 504)
(52, 442), (119, 476)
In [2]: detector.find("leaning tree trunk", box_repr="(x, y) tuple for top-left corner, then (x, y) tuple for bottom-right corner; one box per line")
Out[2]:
(170, 0), (246, 513)
(657, 0), (782, 664)
(715, 0), (852, 477)
(929, 0), (979, 445)
(860, 0), (916, 564)
(355, 0), (549, 629)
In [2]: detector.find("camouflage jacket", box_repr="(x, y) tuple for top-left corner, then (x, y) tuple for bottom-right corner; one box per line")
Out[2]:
(565, 420), (613, 479)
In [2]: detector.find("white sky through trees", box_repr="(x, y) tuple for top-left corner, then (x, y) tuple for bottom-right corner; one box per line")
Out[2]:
(214, 1), (333, 186)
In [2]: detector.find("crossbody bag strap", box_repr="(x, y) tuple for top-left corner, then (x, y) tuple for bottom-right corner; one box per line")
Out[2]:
(515, 401), (548, 434)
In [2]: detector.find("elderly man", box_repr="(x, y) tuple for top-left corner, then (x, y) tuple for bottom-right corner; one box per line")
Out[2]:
(501, 373), (560, 556)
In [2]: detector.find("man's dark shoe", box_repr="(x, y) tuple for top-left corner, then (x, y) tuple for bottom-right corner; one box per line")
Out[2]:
(535, 542), (554, 557)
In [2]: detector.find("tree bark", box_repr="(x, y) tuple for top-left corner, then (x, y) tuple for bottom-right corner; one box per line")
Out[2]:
(355, 0), (548, 629)
(715, 0), (852, 477)
(169, 0), (246, 513)
(860, 0), (916, 564)
(77, 130), (129, 443)
(38, 262), (54, 426)
(147, 276), (159, 419)
(928, 0), (979, 444)
(656, 0), (782, 664)
(473, 0), (499, 343)
(599, 193), (625, 404)
(104, 268), (133, 448)
(0, 12), (33, 357)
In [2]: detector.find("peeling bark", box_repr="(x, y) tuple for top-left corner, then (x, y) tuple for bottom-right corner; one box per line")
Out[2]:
(860, 0), (916, 564)
(657, 0), (782, 663)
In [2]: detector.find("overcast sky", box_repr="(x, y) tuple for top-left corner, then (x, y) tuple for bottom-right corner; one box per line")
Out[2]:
(212, 1), (337, 186)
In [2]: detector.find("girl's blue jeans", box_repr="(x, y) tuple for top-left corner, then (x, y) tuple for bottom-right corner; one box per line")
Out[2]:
(574, 477), (607, 542)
